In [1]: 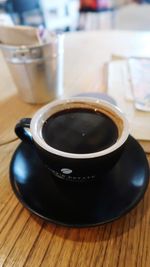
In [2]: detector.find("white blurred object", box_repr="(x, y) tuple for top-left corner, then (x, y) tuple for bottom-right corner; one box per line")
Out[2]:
(0, 13), (14, 26)
(128, 58), (150, 112)
(40, 0), (79, 31)
(114, 3), (150, 31)
(0, 0), (6, 3)
(79, 11), (113, 31)
(107, 59), (150, 141)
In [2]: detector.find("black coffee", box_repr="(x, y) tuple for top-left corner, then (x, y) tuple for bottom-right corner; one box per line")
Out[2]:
(42, 108), (118, 154)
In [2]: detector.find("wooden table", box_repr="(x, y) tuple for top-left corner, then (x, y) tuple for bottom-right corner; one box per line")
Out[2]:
(0, 30), (150, 267)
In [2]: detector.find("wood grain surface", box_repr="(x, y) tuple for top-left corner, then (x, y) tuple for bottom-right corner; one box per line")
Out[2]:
(0, 31), (150, 267)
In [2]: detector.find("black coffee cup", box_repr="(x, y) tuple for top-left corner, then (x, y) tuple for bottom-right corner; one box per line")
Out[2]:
(15, 97), (129, 182)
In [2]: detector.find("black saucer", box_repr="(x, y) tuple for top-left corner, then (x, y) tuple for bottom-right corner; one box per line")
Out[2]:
(10, 136), (149, 227)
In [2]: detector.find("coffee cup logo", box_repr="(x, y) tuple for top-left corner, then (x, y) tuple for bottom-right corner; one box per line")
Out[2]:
(61, 168), (73, 175)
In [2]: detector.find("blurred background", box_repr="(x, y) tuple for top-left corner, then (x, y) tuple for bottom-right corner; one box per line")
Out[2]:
(0, 0), (150, 32)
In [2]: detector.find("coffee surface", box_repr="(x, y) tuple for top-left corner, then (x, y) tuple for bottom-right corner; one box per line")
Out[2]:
(42, 108), (118, 154)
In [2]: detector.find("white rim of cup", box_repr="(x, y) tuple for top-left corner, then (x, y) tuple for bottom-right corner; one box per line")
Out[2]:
(30, 97), (129, 159)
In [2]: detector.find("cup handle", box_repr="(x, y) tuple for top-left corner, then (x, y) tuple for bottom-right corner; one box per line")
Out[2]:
(15, 118), (33, 143)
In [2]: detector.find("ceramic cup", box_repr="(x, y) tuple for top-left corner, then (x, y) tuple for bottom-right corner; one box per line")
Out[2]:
(15, 97), (129, 182)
